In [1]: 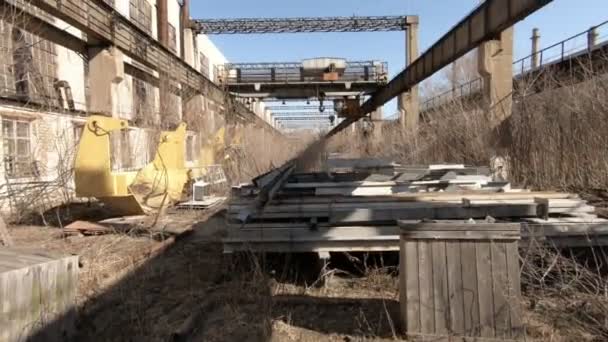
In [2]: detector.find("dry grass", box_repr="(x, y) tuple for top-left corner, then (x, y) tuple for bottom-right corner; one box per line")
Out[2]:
(328, 54), (608, 192)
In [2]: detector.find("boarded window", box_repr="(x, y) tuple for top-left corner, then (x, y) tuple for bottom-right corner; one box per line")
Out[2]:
(168, 23), (177, 53)
(132, 77), (156, 124)
(73, 122), (84, 146)
(185, 134), (196, 162)
(199, 53), (209, 78)
(0, 21), (58, 106)
(2, 118), (35, 178)
(129, 0), (152, 34)
(110, 129), (135, 171)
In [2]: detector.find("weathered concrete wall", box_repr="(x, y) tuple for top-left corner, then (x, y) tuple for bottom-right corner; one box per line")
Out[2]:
(0, 0), (279, 216)
(0, 249), (79, 342)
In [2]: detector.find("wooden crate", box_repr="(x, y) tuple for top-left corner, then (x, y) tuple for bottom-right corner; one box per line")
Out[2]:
(398, 222), (524, 341)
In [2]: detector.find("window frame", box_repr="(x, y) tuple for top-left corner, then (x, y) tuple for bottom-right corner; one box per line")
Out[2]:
(2, 117), (34, 179)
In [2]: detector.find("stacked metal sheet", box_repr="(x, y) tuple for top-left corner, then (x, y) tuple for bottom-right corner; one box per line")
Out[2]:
(224, 162), (608, 253)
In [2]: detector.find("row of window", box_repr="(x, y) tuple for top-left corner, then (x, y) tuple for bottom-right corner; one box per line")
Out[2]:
(1, 118), (199, 179)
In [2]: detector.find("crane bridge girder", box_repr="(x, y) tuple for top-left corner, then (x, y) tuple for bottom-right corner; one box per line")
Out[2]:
(191, 15), (418, 34)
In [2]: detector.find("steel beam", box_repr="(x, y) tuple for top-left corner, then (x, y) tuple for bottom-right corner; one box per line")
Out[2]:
(327, 0), (553, 137)
(271, 112), (332, 117)
(191, 16), (418, 34)
(266, 105), (334, 111)
(275, 116), (332, 121)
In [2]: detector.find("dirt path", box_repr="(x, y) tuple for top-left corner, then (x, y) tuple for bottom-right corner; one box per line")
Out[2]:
(9, 209), (606, 341)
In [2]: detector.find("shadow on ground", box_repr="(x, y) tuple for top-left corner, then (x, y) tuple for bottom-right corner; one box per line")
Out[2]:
(27, 211), (402, 342)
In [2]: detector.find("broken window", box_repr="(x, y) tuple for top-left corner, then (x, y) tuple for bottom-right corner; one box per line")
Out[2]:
(168, 23), (177, 53)
(199, 53), (209, 78)
(185, 134), (196, 163)
(2, 118), (35, 178)
(73, 122), (84, 146)
(0, 20), (58, 106)
(129, 0), (152, 34)
(132, 77), (156, 125)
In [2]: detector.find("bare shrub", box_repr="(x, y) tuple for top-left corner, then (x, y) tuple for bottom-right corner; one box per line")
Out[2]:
(521, 239), (608, 340)
(327, 53), (608, 191)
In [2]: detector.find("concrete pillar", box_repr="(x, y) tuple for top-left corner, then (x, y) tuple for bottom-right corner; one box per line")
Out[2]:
(398, 21), (420, 131)
(180, 0), (190, 59)
(157, 0), (169, 47)
(87, 47), (124, 116)
(588, 26), (599, 50)
(370, 106), (383, 121)
(183, 28), (195, 67)
(531, 28), (540, 68)
(184, 94), (204, 120)
(477, 27), (514, 123)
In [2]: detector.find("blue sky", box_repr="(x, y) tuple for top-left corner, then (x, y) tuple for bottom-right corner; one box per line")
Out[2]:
(192, 0), (608, 117)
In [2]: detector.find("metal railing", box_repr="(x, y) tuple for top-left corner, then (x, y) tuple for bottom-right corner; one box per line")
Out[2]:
(421, 20), (608, 112)
(421, 78), (484, 111)
(513, 20), (608, 75)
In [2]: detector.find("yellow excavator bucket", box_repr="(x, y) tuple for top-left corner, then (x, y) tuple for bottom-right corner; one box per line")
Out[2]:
(129, 123), (190, 212)
(74, 116), (144, 215)
(74, 116), (190, 216)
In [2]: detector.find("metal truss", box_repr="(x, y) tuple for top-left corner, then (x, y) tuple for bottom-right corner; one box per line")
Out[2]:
(271, 112), (332, 117)
(191, 16), (417, 34)
(266, 105), (334, 111)
(274, 116), (332, 121)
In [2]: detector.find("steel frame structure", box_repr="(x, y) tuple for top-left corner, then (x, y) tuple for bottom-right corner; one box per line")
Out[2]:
(327, 0), (554, 137)
(270, 112), (333, 117)
(274, 116), (332, 121)
(266, 105), (334, 111)
(191, 16), (418, 34)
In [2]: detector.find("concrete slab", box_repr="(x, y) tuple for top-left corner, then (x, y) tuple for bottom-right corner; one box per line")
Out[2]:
(0, 249), (79, 342)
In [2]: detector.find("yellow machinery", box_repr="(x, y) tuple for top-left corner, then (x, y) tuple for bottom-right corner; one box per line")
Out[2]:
(74, 115), (241, 215)
(75, 115), (190, 215)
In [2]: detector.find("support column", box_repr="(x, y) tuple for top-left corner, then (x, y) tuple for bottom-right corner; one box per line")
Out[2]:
(179, 0), (190, 59)
(370, 106), (383, 121)
(477, 27), (514, 124)
(588, 26), (599, 50)
(398, 19), (419, 131)
(183, 28), (195, 67)
(531, 28), (540, 68)
(87, 47), (124, 116)
(157, 0), (169, 47)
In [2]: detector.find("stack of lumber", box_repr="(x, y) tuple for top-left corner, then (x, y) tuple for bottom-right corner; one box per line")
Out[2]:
(224, 163), (608, 253)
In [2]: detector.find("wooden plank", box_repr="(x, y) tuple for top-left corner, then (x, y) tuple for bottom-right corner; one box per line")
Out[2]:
(230, 191), (575, 205)
(223, 239), (400, 253)
(447, 241), (466, 335)
(285, 180), (408, 189)
(316, 185), (411, 196)
(400, 222), (521, 232)
(491, 243), (511, 339)
(505, 242), (524, 340)
(223, 226), (400, 242)
(401, 230), (520, 241)
(461, 241), (480, 336)
(418, 241), (435, 334)
(475, 242), (495, 338)
(402, 239), (421, 333)
(432, 241), (449, 335)
(328, 204), (539, 224)
(234, 204), (540, 222)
